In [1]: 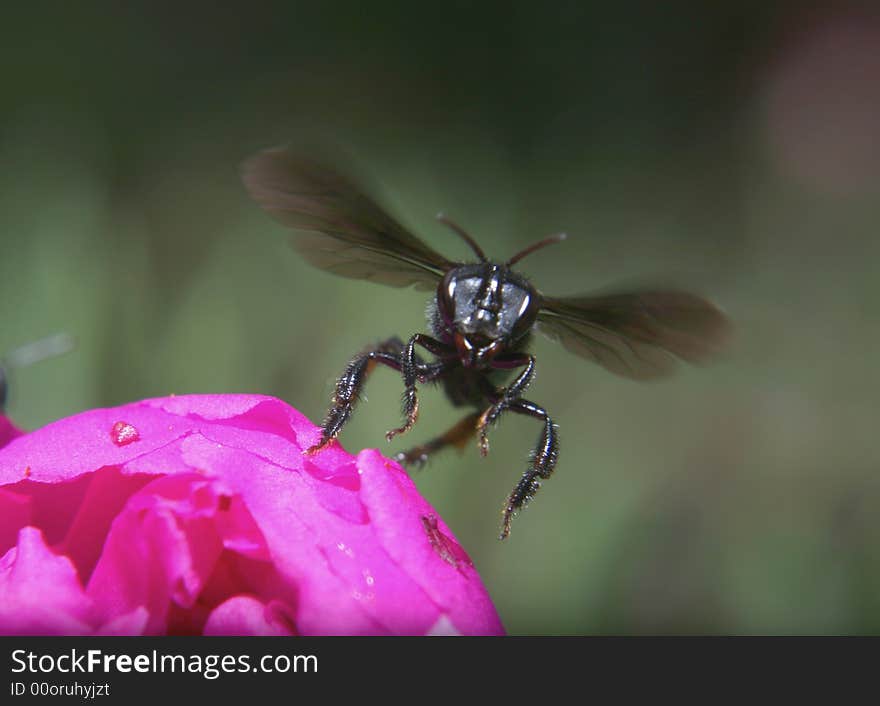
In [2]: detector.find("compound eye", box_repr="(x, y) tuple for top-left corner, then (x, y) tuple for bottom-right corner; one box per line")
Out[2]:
(510, 290), (540, 340)
(437, 271), (457, 324)
(446, 276), (456, 302)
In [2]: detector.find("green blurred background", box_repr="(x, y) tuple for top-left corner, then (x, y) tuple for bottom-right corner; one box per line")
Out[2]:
(2, 2), (879, 634)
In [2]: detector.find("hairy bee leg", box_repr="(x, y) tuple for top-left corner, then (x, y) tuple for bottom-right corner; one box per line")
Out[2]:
(394, 411), (481, 468)
(306, 343), (405, 455)
(385, 334), (452, 441)
(307, 337), (451, 455)
(500, 398), (559, 540)
(476, 354), (536, 456)
(307, 336), (409, 453)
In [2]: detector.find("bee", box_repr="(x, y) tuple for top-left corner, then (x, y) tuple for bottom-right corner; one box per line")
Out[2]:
(242, 147), (730, 539)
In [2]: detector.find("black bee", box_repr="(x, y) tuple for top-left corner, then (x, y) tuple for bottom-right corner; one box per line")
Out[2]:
(242, 147), (730, 539)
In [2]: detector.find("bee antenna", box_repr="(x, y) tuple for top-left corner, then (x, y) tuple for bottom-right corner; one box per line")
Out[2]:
(507, 232), (567, 267)
(436, 213), (487, 262)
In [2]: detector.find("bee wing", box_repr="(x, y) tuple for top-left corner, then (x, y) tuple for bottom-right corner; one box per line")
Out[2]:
(242, 146), (454, 290)
(536, 290), (730, 380)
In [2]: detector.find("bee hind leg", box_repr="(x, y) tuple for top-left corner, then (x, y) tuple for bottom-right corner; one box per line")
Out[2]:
(394, 411), (481, 468)
(499, 398), (559, 540)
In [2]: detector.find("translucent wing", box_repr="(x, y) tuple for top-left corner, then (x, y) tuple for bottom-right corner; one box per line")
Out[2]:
(242, 146), (454, 290)
(537, 290), (730, 380)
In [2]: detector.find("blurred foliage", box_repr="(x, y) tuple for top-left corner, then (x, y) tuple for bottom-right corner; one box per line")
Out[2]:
(2, 1), (879, 634)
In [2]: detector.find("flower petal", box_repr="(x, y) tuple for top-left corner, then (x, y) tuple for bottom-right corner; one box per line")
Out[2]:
(203, 596), (296, 636)
(0, 395), (505, 635)
(0, 527), (94, 635)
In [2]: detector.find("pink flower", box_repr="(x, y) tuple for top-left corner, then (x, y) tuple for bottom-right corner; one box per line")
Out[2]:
(0, 395), (504, 635)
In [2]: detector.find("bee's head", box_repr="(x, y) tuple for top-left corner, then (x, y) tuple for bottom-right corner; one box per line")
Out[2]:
(438, 264), (540, 368)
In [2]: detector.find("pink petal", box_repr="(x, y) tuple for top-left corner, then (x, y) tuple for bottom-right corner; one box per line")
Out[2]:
(203, 596), (296, 636)
(0, 488), (31, 555)
(0, 394), (505, 635)
(0, 527), (94, 635)
(86, 475), (227, 634)
(95, 608), (150, 636)
(357, 449), (505, 636)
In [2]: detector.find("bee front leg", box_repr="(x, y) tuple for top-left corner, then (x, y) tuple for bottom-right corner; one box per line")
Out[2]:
(477, 354), (536, 456)
(500, 398), (559, 540)
(306, 337), (407, 455)
(385, 334), (452, 441)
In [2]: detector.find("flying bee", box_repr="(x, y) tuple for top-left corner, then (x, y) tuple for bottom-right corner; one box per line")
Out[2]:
(242, 146), (730, 539)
